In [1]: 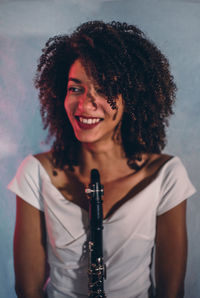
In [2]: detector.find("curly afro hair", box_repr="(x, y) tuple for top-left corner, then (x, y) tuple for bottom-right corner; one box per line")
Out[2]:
(34, 20), (177, 170)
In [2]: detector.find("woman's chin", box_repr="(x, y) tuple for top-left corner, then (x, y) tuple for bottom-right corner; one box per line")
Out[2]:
(74, 132), (99, 144)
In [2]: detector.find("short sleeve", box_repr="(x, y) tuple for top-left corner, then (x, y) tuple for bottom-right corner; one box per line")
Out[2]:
(7, 155), (44, 211)
(157, 157), (196, 215)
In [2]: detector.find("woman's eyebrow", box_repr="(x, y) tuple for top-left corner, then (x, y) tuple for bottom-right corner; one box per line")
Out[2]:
(68, 77), (82, 84)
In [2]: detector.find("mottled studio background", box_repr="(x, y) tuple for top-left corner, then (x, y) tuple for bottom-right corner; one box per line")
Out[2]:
(1, 0), (199, 297)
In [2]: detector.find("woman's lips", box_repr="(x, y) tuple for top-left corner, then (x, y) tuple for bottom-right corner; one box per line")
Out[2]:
(75, 116), (102, 130)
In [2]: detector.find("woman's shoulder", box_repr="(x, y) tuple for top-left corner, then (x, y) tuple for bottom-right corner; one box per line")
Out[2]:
(33, 151), (70, 188)
(34, 150), (56, 178)
(142, 153), (174, 176)
(34, 151), (53, 169)
(145, 153), (195, 193)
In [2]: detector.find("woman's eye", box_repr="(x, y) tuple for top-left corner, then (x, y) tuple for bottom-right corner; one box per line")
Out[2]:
(68, 86), (82, 93)
(96, 88), (104, 95)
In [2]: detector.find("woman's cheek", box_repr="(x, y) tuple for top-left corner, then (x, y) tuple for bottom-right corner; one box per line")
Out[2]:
(64, 96), (68, 111)
(64, 96), (72, 115)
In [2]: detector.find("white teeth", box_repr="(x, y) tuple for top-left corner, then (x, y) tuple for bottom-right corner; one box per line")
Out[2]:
(79, 117), (101, 124)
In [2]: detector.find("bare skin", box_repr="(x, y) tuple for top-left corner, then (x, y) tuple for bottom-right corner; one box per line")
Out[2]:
(14, 197), (47, 298)
(155, 201), (187, 298)
(34, 151), (172, 220)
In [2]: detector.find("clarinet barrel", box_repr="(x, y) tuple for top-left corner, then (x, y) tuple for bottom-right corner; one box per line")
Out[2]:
(86, 169), (106, 298)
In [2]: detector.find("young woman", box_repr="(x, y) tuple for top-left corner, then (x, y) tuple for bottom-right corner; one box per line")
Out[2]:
(8, 21), (196, 298)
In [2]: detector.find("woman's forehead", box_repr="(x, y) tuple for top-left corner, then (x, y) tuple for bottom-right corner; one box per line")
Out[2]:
(68, 59), (86, 77)
(68, 59), (99, 87)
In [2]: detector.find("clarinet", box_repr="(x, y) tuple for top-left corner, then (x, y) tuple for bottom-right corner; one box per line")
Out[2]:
(85, 169), (106, 298)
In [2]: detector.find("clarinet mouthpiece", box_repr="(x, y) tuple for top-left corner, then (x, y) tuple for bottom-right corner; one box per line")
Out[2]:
(91, 169), (100, 184)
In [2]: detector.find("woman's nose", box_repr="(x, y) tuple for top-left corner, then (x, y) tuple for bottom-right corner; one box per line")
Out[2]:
(78, 92), (97, 111)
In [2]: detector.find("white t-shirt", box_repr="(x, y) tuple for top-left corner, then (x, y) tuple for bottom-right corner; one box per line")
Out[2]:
(7, 155), (196, 298)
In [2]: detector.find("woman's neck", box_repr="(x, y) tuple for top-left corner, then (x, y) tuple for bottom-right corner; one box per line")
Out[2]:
(77, 140), (131, 184)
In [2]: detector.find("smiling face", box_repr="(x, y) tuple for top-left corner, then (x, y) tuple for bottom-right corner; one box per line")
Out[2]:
(64, 59), (124, 144)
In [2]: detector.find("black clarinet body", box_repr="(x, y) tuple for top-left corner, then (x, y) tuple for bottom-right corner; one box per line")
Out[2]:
(85, 169), (106, 298)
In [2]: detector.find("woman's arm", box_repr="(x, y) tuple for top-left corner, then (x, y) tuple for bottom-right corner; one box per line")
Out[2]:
(14, 196), (48, 298)
(155, 201), (187, 298)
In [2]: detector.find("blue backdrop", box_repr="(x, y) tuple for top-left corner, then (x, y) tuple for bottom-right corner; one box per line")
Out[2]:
(1, 0), (199, 297)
